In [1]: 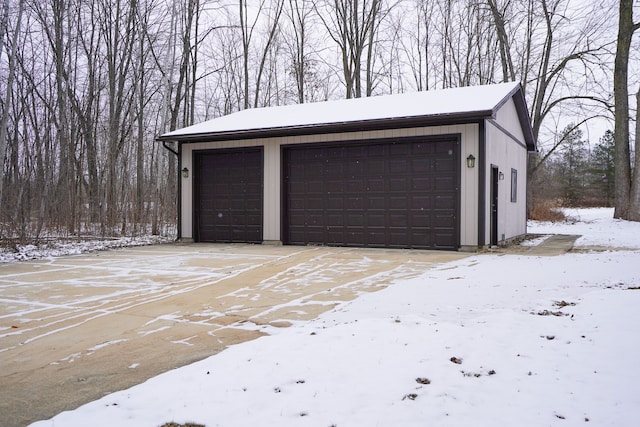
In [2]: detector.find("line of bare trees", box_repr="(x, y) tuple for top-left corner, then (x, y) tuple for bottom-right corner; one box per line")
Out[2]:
(0, 0), (636, 242)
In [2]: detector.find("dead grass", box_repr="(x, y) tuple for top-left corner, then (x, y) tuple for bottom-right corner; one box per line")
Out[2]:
(529, 201), (566, 222)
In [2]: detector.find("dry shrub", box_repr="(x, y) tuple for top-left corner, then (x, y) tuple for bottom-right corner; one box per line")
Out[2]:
(529, 201), (566, 222)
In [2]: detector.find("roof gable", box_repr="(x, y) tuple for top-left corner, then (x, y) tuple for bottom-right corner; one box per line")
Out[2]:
(158, 82), (535, 151)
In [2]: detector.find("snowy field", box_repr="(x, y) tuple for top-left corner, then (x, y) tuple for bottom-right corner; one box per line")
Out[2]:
(29, 208), (640, 427)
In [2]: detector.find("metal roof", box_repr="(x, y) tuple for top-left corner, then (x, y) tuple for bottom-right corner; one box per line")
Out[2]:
(157, 82), (536, 151)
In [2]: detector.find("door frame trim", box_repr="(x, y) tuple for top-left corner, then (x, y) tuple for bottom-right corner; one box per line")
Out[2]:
(490, 164), (499, 246)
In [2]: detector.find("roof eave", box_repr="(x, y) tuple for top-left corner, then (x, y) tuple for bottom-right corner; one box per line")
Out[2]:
(155, 110), (494, 144)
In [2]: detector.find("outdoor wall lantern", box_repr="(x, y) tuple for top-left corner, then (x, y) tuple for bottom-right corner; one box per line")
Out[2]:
(466, 154), (475, 168)
(499, 171), (505, 180)
(182, 167), (189, 178)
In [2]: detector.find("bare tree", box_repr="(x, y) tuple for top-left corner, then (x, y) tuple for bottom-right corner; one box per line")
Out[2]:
(0, 0), (630, 243)
(0, 0), (24, 206)
(99, 0), (139, 228)
(398, 0), (436, 91)
(317, 0), (387, 98)
(613, 0), (639, 220)
(486, 0), (516, 82)
(286, 0), (315, 103)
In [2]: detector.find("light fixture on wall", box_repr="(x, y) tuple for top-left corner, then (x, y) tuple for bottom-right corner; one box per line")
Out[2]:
(182, 167), (189, 178)
(466, 154), (475, 168)
(499, 171), (505, 180)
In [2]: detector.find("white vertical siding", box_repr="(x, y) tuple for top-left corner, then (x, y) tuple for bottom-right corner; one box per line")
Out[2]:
(484, 98), (529, 244)
(263, 142), (280, 241)
(181, 144), (193, 239)
(180, 124), (481, 247)
(495, 98), (526, 143)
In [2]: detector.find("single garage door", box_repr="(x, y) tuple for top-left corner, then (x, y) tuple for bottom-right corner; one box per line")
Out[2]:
(283, 137), (459, 250)
(194, 148), (263, 243)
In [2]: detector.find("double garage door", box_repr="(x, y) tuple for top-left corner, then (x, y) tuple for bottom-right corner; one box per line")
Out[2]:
(194, 137), (459, 250)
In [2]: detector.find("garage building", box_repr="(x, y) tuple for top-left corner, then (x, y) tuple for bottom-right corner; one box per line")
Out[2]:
(157, 82), (536, 251)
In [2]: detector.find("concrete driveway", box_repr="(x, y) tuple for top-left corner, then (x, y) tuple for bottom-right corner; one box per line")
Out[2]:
(0, 243), (468, 427)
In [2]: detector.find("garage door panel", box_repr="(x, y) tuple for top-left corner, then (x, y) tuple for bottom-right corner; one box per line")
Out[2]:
(347, 180), (367, 192)
(306, 197), (324, 210)
(245, 183), (262, 194)
(368, 214), (386, 227)
(346, 230), (365, 244)
(327, 197), (344, 210)
(326, 180), (345, 192)
(347, 214), (364, 226)
(368, 159), (386, 171)
(389, 178), (408, 191)
(389, 213), (408, 227)
(307, 181), (324, 193)
(411, 159), (430, 173)
(328, 214), (344, 226)
(367, 144), (387, 156)
(195, 148), (263, 243)
(434, 195), (456, 209)
(289, 181), (306, 194)
(389, 232), (411, 247)
(289, 198), (306, 210)
(389, 196), (408, 209)
(283, 138), (459, 249)
(367, 178), (385, 190)
(326, 162), (344, 175)
(412, 177), (432, 191)
(348, 161), (366, 176)
(389, 159), (410, 174)
(435, 158), (456, 172)
(412, 143), (433, 154)
(213, 183), (229, 193)
(410, 233), (431, 247)
(434, 213), (456, 226)
(349, 146), (368, 157)
(347, 197), (365, 209)
(389, 143), (411, 155)
(435, 176), (455, 190)
(369, 197), (385, 209)
(307, 214), (324, 225)
(306, 229), (326, 242)
(369, 232), (387, 245)
(411, 195), (432, 209)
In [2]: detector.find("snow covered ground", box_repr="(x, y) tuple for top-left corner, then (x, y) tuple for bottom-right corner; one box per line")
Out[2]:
(29, 208), (640, 427)
(0, 235), (172, 263)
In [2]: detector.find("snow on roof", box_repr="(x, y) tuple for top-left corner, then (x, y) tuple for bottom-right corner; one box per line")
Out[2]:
(160, 82), (522, 140)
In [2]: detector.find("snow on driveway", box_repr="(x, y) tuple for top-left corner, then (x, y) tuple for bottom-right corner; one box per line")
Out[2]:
(0, 244), (465, 427)
(29, 208), (640, 427)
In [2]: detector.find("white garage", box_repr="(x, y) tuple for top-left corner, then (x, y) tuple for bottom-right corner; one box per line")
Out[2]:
(157, 82), (536, 250)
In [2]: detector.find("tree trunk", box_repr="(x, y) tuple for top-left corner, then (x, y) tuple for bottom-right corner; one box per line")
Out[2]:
(612, 0), (636, 219)
(240, 0), (251, 109)
(486, 0), (515, 83)
(0, 0), (24, 206)
(629, 88), (640, 221)
(253, 0), (284, 108)
(136, 33), (145, 230)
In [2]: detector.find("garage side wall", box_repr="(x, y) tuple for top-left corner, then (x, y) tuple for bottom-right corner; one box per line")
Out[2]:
(484, 98), (529, 245)
(180, 124), (480, 247)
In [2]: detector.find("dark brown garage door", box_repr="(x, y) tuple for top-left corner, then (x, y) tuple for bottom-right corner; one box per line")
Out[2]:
(283, 137), (459, 250)
(194, 148), (263, 243)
